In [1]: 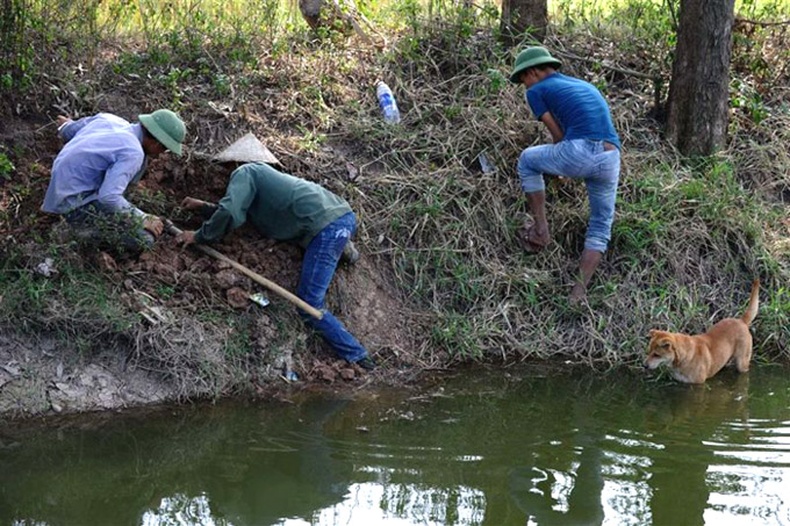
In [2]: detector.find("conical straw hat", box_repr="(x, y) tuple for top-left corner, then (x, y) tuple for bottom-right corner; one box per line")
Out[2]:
(212, 133), (280, 165)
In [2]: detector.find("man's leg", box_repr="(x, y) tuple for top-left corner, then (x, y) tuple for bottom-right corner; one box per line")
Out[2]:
(574, 148), (620, 303)
(296, 213), (370, 365)
(570, 249), (603, 304)
(517, 145), (553, 249)
(525, 190), (550, 247)
(517, 141), (593, 249)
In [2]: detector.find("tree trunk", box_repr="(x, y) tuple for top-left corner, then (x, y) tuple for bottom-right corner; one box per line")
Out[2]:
(500, 0), (548, 45)
(0, 0), (26, 87)
(665, 0), (735, 156)
(298, 0), (371, 42)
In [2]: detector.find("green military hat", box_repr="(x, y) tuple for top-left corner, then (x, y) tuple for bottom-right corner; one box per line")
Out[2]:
(509, 46), (563, 84)
(139, 109), (186, 156)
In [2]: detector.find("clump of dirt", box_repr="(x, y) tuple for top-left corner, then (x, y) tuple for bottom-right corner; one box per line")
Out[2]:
(135, 156), (423, 360)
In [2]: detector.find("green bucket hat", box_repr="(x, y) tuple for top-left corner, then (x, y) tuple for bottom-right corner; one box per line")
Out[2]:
(509, 46), (563, 84)
(139, 109), (186, 156)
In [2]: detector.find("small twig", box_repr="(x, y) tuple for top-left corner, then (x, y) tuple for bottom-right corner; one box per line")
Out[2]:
(553, 49), (664, 112)
(735, 17), (790, 27)
(35, 120), (59, 134)
(553, 49), (657, 81)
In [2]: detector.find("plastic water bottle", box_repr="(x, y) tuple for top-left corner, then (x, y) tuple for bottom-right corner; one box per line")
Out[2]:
(376, 81), (401, 124)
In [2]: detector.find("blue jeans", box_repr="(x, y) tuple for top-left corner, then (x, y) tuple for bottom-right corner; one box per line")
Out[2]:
(297, 212), (369, 363)
(517, 139), (620, 252)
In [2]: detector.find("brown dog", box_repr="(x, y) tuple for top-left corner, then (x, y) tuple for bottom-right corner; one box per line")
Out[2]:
(644, 280), (760, 384)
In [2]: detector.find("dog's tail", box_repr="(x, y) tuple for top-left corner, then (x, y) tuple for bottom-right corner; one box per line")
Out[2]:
(740, 279), (760, 326)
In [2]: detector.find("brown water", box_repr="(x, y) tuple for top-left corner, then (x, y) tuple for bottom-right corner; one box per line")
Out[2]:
(1, 363), (789, 525)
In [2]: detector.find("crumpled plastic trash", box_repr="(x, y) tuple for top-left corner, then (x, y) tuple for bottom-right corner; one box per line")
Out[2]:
(478, 152), (496, 175)
(249, 292), (270, 308)
(34, 258), (58, 277)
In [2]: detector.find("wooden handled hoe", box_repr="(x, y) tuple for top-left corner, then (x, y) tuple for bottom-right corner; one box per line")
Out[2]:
(164, 220), (323, 320)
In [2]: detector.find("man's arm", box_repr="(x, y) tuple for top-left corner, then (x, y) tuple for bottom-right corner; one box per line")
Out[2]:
(96, 150), (166, 237)
(57, 115), (99, 143)
(95, 149), (146, 216)
(182, 197), (219, 219)
(539, 112), (564, 144)
(191, 170), (257, 244)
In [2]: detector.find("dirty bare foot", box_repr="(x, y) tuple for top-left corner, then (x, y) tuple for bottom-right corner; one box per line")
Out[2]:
(569, 283), (587, 306)
(525, 220), (550, 247)
(517, 220), (550, 254)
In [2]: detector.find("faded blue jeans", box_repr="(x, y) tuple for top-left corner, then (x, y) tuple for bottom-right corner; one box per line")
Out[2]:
(517, 139), (620, 252)
(297, 212), (369, 363)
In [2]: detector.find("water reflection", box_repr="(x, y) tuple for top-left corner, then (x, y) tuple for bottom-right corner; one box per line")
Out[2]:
(640, 373), (750, 526)
(508, 402), (607, 525)
(1, 365), (789, 525)
(143, 494), (222, 526)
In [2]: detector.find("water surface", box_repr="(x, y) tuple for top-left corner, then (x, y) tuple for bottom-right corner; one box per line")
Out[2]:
(1, 364), (789, 525)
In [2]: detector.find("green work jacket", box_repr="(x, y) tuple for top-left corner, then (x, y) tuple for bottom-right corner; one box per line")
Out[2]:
(194, 162), (351, 247)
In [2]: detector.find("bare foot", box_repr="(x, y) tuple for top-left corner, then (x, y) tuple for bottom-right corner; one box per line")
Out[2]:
(569, 283), (587, 306)
(525, 220), (550, 247)
(517, 220), (550, 254)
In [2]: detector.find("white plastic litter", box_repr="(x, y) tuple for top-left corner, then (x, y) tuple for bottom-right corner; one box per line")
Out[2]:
(376, 81), (401, 124)
(34, 258), (58, 277)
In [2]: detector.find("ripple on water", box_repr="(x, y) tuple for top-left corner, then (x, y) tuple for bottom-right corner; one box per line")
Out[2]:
(704, 418), (790, 466)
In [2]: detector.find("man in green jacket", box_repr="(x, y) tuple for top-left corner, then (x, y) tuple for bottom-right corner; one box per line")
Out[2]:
(175, 161), (375, 370)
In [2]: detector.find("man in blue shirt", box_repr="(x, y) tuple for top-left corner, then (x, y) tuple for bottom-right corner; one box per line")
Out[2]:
(42, 109), (186, 256)
(510, 46), (621, 304)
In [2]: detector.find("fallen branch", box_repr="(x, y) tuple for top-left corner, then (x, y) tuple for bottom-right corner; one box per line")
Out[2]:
(735, 17), (790, 27)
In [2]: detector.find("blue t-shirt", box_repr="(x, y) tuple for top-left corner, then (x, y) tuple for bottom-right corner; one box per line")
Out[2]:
(526, 72), (621, 150)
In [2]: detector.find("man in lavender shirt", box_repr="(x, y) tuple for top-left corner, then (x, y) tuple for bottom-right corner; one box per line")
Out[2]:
(42, 109), (186, 256)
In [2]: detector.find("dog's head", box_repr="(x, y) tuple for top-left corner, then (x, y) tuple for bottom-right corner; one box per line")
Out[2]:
(644, 329), (678, 370)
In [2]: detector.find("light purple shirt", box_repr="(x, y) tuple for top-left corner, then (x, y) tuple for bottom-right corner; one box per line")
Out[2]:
(42, 113), (147, 216)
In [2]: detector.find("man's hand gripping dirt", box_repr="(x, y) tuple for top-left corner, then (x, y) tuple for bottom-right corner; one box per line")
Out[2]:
(172, 196), (208, 247)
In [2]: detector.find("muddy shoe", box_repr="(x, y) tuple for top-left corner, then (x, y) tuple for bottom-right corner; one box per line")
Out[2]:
(341, 240), (360, 265)
(354, 357), (377, 371)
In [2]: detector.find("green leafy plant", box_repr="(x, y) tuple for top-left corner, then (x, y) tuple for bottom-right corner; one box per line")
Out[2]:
(0, 152), (14, 180)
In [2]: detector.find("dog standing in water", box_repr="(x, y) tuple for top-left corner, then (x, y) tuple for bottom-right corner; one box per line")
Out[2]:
(644, 280), (760, 384)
